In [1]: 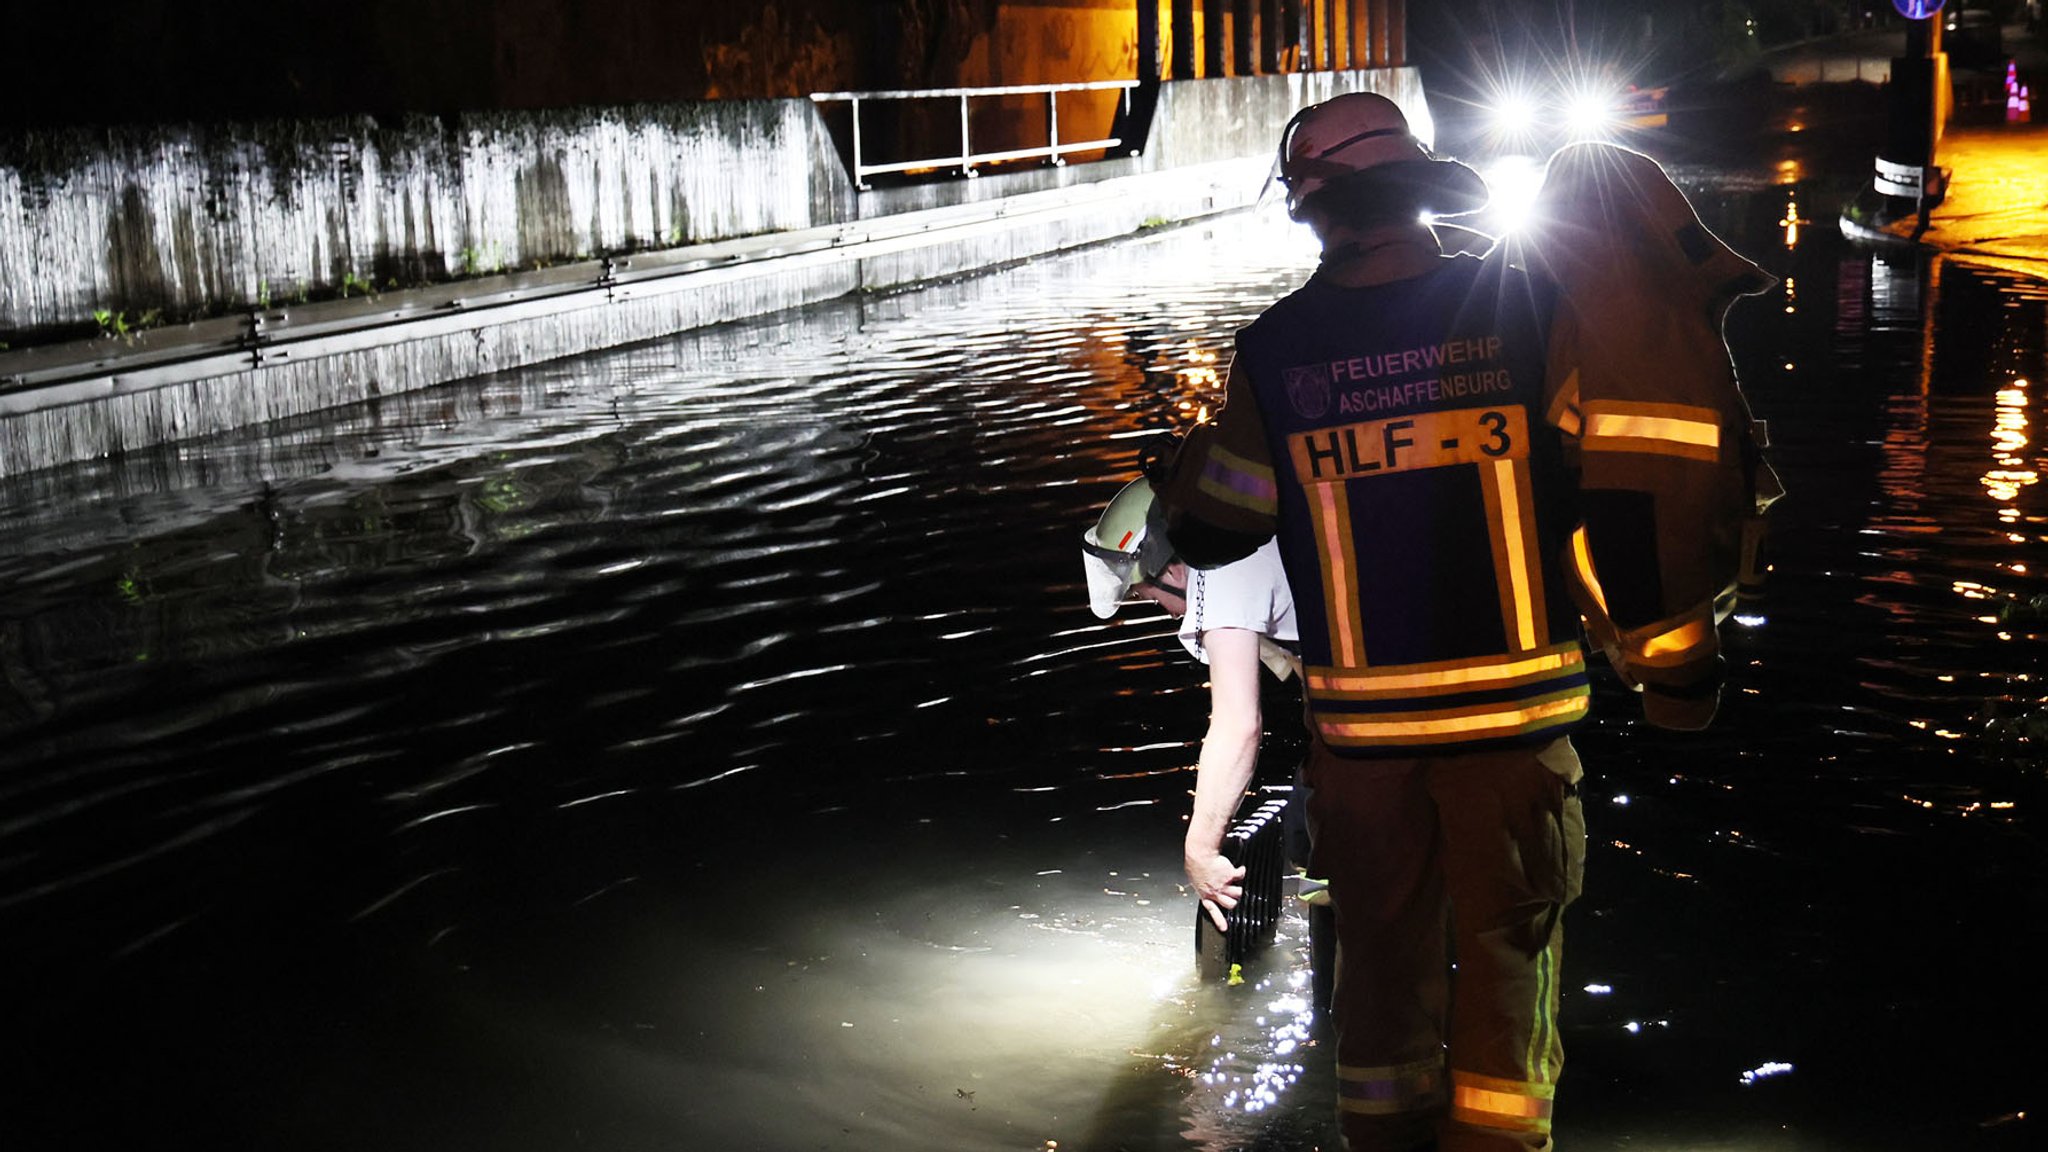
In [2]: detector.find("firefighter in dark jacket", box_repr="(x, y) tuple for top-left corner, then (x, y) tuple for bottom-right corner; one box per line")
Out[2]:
(1509, 139), (1781, 712)
(1154, 93), (1764, 1152)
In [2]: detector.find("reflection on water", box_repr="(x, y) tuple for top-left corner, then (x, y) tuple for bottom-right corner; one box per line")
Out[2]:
(1, 213), (1341, 1152)
(3, 161), (2046, 1149)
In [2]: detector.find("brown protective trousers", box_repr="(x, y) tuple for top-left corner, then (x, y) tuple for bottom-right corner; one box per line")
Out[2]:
(1304, 737), (1587, 1152)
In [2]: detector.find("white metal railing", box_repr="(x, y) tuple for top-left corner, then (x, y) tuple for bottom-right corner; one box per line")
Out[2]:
(809, 80), (1140, 190)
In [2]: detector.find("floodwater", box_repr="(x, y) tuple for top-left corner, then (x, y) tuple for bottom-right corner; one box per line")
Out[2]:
(3, 90), (2046, 1151)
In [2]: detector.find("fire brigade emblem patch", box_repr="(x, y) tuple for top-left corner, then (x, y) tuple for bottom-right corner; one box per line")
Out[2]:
(1284, 364), (1332, 419)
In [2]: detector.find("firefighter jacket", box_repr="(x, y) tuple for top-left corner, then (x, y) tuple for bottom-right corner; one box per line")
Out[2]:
(1508, 142), (1781, 730)
(1159, 252), (1593, 756)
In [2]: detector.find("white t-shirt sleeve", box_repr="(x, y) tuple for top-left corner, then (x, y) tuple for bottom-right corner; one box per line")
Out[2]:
(1177, 539), (1299, 664)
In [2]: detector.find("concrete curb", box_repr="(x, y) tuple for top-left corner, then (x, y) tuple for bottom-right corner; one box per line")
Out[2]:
(0, 155), (1267, 477)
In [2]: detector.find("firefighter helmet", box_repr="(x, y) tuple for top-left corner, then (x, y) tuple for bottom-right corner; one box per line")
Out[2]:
(1276, 92), (1489, 220)
(1081, 477), (1176, 618)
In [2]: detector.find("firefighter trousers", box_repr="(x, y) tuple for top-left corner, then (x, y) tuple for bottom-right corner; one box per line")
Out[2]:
(1305, 737), (1587, 1152)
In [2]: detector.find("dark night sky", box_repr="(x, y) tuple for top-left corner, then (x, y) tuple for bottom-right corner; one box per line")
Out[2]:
(2, 1), (904, 129)
(0, 2), (1862, 132)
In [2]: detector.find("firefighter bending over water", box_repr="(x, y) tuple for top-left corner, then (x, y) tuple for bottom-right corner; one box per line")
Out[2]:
(1080, 464), (1304, 928)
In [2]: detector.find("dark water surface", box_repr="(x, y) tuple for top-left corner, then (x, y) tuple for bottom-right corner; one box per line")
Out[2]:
(4, 94), (2046, 1151)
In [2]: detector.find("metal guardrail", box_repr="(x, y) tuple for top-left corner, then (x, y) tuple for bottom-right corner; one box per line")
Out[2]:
(810, 80), (1140, 190)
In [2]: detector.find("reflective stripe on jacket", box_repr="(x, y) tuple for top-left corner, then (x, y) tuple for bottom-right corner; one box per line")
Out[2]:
(1210, 253), (1591, 756)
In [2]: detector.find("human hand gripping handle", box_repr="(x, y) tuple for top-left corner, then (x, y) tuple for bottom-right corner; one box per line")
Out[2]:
(1186, 840), (1247, 933)
(1184, 627), (1264, 935)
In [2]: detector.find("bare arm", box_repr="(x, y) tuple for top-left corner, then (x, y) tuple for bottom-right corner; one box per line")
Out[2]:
(1184, 627), (1263, 932)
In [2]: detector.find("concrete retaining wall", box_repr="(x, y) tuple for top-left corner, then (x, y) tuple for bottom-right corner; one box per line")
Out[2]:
(0, 102), (853, 336)
(0, 69), (1426, 478)
(1146, 68), (1433, 170)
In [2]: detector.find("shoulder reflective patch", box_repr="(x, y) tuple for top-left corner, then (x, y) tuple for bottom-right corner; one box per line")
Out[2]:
(1290, 405), (1529, 483)
(1195, 444), (1278, 513)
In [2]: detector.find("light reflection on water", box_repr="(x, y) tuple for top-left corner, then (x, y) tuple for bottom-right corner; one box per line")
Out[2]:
(0, 211), (1340, 1151)
(1, 171), (2044, 1150)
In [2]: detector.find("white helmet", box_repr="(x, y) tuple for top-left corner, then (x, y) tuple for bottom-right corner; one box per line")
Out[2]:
(1081, 478), (1176, 619)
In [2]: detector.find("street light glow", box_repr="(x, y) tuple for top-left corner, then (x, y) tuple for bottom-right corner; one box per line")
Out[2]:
(1563, 87), (1619, 139)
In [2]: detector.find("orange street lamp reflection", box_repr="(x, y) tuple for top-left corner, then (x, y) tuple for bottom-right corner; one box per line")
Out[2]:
(1779, 195), (1808, 249)
(1983, 376), (2037, 506)
(1179, 347), (1221, 391)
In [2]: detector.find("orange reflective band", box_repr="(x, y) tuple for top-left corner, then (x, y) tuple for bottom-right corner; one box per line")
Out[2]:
(1308, 644), (1583, 697)
(1585, 411), (1720, 447)
(1583, 399), (1720, 435)
(1582, 403), (1721, 462)
(1316, 690), (1589, 744)
(1451, 1071), (1554, 1135)
(1313, 480), (1364, 666)
(1637, 614), (1714, 660)
(1569, 526), (1611, 617)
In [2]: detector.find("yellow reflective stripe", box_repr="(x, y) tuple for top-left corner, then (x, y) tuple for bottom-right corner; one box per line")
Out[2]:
(1585, 411), (1719, 447)
(1313, 481), (1365, 666)
(1569, 526), (1611, 618)
(1451, 1071), (1554, 1134)
(1335, 1057), (1445, 1115)
(1584, 400), (1721, 440)
(1481, 458), (1540, 651)
(1511, 459), (1550, 647)
(1307, 644), (1582, 698)
(1582, 402), (1722, 462)
(1316, 689), (1589, 744)
(1547, 368), (1583, 437)
(1525, 926), (1563, 1083)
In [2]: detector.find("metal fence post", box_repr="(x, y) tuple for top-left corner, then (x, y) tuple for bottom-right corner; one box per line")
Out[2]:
(960, 93), (975, 176)
(1046, 90), (1063, 166)
(851, 95), (868, 190)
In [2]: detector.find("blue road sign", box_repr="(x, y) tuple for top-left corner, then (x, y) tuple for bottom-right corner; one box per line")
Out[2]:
(1892, 0), (1945, 18)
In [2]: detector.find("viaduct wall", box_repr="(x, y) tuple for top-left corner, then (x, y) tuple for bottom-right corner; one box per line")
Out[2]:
(0, 68), (1428, 478)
